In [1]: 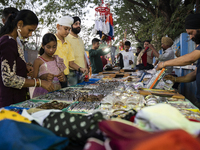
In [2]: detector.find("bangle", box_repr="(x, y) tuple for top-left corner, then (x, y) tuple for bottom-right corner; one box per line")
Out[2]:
(36, 79), (40, 87)
(39, 79), (42, 87)
(162, 62), (165, 68)
(33, 78), (36, 87)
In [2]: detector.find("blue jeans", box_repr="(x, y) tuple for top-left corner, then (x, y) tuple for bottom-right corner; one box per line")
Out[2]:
(68, 70), (84, 86)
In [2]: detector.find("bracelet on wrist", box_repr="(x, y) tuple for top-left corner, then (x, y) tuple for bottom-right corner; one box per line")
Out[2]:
(39, 79), (42, 87)
(162, 62), (165, 68)
(33, 78), (36, 87)
(36, 78), (40, 87)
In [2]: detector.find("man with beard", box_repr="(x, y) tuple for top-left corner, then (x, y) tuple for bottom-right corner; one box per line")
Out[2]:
(66, 16), (88, 86)
(148, 37), (174, 74)
(54, 16), (87, 88)
(156, 13), (200, 107)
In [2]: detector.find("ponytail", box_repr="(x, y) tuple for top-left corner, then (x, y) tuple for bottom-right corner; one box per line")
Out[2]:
(39, 46), (45, 56)
(0, 10), (38, 37)
(0, 13), (18, 37)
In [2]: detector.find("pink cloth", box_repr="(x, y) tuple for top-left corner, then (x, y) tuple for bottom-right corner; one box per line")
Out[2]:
(32, 55), (66, 98)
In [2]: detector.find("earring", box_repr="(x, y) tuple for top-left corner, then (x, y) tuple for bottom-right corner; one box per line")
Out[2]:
(17, 27), (24, 41)
(17, 27), (21, 33)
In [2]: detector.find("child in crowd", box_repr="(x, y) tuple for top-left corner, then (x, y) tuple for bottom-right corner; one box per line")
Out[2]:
(32, 33), (66, 98)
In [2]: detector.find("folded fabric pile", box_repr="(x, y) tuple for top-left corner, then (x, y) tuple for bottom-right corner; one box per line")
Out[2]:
(84, 119), (200, 150)
(0, 109), (69, 150)
(135, 103), (200, 135)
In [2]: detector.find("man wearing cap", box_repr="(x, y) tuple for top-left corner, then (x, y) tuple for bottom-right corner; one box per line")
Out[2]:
(54, 16), (87, 88)
(66, 16), (88, 86)
(149, 37), (174, 74)
(156, 13), (200, 107)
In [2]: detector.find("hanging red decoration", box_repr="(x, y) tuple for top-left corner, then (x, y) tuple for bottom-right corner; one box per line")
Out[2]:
(95, 0), (110, 16)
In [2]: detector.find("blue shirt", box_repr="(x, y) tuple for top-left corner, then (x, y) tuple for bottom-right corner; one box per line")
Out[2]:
(196, 45), (200, 101)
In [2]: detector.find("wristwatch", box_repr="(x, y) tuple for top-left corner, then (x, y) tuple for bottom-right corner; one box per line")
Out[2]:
(78, 67), (82, 72)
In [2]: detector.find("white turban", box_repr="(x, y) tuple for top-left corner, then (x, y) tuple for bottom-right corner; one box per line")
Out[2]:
(57, 16), (74, 27)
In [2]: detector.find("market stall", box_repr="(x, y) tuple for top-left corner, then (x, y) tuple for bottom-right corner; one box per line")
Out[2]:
(1, 68), (200, 150)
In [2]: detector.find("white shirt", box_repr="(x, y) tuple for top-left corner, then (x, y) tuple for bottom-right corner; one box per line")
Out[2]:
(120, 50), (135, 69)
(157, 47), (174, 74)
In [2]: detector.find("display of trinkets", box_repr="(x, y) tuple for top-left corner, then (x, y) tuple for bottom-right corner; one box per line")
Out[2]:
(67, 101), (100, 112)
(168, 102), (197, 109)
(37, 101), (70, 110)
(10, 100), (46, 108)
(179, 109), (200, 121)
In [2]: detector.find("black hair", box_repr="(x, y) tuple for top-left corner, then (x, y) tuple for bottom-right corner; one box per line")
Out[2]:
(39, 33), (57, 55)
(0, 9), (38, 37)
(137, 46), (142, 50)
(2, 7), (19, 20)
(144, 40), (151, 44)
(124, 41), (131, 46)
(92, 38), (100, 45)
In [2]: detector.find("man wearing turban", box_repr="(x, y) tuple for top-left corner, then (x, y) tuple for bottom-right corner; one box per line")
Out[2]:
(149, 37), (174, 74)
(156, 13), (200, 108)
(66, 16), (89, 86)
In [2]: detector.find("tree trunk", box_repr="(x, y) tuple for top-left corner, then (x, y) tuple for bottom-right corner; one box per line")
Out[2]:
(158, 0), (172, 22)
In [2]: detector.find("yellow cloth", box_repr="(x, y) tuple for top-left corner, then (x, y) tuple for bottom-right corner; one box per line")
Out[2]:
(66, 34), (86, 69)
(0, 109), (31, 123)
(137, 49), (155, 65)
(54, 35), (75, 75)
(161, 37), (173, 47)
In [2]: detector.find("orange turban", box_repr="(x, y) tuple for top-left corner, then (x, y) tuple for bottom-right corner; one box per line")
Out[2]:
(161, 37), (173, 47)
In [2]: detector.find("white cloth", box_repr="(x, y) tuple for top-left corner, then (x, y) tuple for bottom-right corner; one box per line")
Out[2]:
(156, 47), (174, 74)
(102, 20), (107, 34)
(21, 109), (61, 126)
(120, 51), (135, 69)
(57, 16), (73, 27)
(135, 104), (200, 136)
(105, 21), (110, 35)
(98, 20), (102, 31)
(94, 20), (99, 31)
(85, 52), (90, 66)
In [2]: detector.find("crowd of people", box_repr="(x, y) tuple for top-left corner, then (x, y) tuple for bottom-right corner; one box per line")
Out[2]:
(0, 7), (200, 109)
(0, 7), (113, 107)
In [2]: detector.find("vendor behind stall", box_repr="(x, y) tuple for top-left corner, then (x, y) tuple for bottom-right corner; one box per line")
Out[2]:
(118, 41), (135, 69)
(89, 38), (110, 77)
(149, 37), (174, 74)
(137, 40), (158, 70)
(156, 13), (200, 108)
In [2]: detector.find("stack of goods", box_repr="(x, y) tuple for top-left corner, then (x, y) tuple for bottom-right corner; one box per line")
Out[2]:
(37, 101), (70, 110)
(67, 101), (101, 113)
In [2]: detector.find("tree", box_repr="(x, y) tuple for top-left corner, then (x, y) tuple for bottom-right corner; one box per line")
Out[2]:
(0, 0), (98, 49)
(110, 0), (195, 49)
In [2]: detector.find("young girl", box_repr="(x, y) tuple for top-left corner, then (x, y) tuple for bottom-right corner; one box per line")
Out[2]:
(32, 33), (67, 98)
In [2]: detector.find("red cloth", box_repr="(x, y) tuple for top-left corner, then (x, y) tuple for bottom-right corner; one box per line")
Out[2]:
(101, 56), (107, 68)
(109, 15), (113, 26)
(98, 120), (200, 150)
(141, 47), (149, 67)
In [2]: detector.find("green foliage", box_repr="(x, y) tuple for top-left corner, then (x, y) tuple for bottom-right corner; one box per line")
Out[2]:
(0, 0), (196, 50)
(111, 0), (195, 49)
